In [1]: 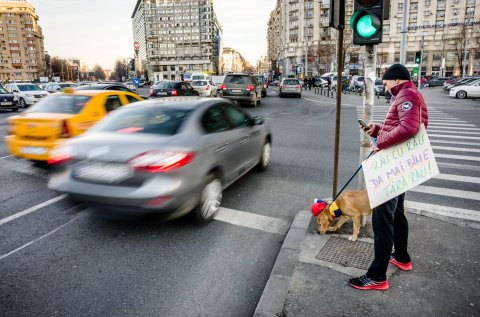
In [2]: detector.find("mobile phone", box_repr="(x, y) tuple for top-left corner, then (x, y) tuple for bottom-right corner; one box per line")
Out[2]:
(358, 119), (369, 130)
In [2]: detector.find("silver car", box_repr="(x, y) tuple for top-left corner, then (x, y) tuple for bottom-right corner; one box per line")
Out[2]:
(48, 98), (272, 221)
(279, 78), (302, 98)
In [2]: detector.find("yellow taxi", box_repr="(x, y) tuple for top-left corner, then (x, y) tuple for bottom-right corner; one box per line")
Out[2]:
(5, 89), (143, 162)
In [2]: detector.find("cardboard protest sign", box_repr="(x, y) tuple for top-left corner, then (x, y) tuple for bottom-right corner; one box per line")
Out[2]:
(362, 125), (440, 208)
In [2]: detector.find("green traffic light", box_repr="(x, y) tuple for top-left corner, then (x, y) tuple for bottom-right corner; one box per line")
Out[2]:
(356, 14), (378, 38)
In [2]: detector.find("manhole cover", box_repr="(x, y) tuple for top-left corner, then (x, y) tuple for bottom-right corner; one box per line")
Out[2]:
(316, 236), (374, 270)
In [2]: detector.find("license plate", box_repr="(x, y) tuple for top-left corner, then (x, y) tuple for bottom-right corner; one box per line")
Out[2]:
(157, 92), (168, 95)
(21, 146), (47, 155)
(231, 89), (242, 93)
(74, 163), (131, 183)
(1, 102), (12, 105)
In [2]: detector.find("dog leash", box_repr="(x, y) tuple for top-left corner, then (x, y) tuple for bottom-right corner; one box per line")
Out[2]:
(332, 150), (375, 202)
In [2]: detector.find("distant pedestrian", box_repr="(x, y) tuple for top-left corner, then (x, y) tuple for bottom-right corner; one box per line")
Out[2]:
(303, 77), (308, 89)
(327, 77), (332, 90)
(385, 90), (392, 103)
(350, 63), (429, 291)
(308, 77), (313, 90)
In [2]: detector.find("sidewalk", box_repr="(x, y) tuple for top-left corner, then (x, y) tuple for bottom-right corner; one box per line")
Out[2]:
(255, 210), (480, 317)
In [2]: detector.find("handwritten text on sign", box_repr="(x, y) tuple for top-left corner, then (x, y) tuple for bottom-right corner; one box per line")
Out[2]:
(362, 125), (439, 208)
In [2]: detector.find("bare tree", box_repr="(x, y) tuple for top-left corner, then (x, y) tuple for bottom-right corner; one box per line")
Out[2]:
(315, 41), (336, 74)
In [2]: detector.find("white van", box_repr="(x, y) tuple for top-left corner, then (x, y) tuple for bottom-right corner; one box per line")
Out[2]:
(191, 73), (211, 82)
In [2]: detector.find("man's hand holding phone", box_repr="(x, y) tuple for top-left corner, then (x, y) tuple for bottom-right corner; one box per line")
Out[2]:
(358, 119), (374, 135)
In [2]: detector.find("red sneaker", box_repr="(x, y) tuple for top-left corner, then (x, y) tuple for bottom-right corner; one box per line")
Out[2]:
(389, 255), (412, 271)
(349, 275), (389, 291)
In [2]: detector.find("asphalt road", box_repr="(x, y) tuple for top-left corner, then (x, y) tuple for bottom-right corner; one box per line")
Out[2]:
(0, 86), (478, 316)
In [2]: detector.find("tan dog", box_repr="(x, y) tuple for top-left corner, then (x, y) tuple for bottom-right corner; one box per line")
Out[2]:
(315, 190), (372, 241)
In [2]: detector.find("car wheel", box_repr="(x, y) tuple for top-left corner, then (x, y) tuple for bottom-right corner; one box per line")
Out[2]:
(456, 91), (467, 99)
(256, 142), (271, 171)
(11, 107), (18, 112)
(297, 94), (302, 98)
(192, 174), (222, 221)
(19, 98), (26, 108)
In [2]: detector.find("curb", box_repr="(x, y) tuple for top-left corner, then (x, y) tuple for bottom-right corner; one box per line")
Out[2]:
(253, 210), (311, 317)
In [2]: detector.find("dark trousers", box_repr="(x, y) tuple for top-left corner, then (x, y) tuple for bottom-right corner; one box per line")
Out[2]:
(366, 193), (411, 281)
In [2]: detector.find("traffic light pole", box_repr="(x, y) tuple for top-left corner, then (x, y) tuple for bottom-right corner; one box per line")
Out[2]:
(332, 25), (344, 199)
(359, 44), (377, 226)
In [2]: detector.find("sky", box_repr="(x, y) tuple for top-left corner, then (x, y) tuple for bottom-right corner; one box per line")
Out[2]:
(28, 0), (277, 70)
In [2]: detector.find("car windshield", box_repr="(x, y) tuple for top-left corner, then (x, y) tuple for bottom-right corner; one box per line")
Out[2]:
(59, 83), (75, 88)
(18, 84), (42, 91)
(375, 80), (383, 85)
(0, 86), (9, 94)
(191, 80), (208, 86)
(27, 95), (91, 114)
(91, 107), (191, 136)
(75, 85), (104, 90)
(284, 79), (299, 85)
(156, 82), (177, 89)
(192, 75), (205, 81)
(225, 76), (249, 84)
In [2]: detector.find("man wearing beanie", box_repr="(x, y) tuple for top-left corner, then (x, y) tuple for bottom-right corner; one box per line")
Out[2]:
(349, 63), (429, 291)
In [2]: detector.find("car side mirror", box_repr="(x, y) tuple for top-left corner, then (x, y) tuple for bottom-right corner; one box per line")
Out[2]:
(251, 116), (264, 126)
(13, 90), (19, 93)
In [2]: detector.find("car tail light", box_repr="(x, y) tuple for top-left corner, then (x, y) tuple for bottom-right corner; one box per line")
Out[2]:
(129, 151), (195, 173)
(219, 84), (227, 90)
(246, 85), (255, 91)
(59, 121), (70, 138)
(171, 89), (178, 96)
(296, 85), (301, 89)
(143, 196), (173, 208)
(206, 85), (210, 90)
(48, 146), (73, 165)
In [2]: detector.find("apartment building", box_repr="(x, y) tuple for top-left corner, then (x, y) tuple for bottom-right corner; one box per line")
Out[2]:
(131, 0), (223, 82)
(268, 0), (480, 78)
(0, 0), (45, 82)
(222, 47), (244, 73)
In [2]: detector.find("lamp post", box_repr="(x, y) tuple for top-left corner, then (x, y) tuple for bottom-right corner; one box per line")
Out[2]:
(462, 7), (474, 77)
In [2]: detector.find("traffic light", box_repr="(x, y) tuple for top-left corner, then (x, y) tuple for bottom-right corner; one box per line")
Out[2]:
(350, 0), (384, 45)
(415, 51), (422, 64)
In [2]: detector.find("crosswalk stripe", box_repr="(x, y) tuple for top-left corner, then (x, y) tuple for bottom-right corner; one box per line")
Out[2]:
(433, 146), (480, 153)
(435, 153), (480, 161)
(428, 126), (480, 131)
(428, 123), (476, 127)
(428, 119), (467, 123)
(431, 139), (480, 146)
(428, 130), (480, 135)
(434, 173), (480, 184)
(405, 201), (480, 222)
(411, 185), (479, 201)
(438, 162), (480, 171)
(429, 134), (479, 140)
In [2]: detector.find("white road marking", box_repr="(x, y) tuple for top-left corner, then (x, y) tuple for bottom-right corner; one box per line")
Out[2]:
(438, 162), (480, 171)
(0, 195), (67, 226)
(405, 201), (480, 222)
(435, 153), (480, 161)
(0, 155), (13, 160)
(0, 212), (84, 261)
(431, 139), (480, 146)
(429, 134), (479, 140)
(428, 126), (480, 131)
(428, 123), (476, 127)
(434, 173), (480, 184)
(433, 146), (480, 153)
(214, 207), (290, 235)
(411, 185), (479, 201)
(428, 129), (480, 135)
(427, 119), (467, 123)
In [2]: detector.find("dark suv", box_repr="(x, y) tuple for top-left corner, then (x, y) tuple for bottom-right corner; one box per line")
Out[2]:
(0, 84), (18, 112)
(219, 74), (262, 107)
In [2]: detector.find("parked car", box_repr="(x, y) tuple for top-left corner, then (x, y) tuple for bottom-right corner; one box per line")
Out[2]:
(313, 78), (328, 88)
(254, 75), (268, 98)
(48, 98), (272, 221)
(4, 83), (49, 108)
(218, 74), (262, 107)
(279, 78), (302, 98)
(191, 80), (217, 97)
(5, 89), (143, 162)
(150, 81), (199, 97)
(449, 79), (480, 99)
(0, 84), (18, 112)
(426, 77), (450, 87)
(444, 77), (479, 93)
(75, 83), (137, 94)
(374, 79), (385, 96)
(45, 83), (77, 93)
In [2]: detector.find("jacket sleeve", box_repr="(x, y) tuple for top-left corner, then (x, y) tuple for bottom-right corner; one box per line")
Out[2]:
(376, 96), (421, 150)
(370, 124), (381, 137)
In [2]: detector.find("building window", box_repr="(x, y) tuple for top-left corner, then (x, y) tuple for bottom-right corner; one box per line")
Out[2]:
(397, 2), (403, 10)
(424, 11), (431, 16)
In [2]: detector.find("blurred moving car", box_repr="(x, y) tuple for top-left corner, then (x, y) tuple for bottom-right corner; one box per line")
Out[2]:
(4, 83), (49, 108)
(426, 77), (450, 87)
(48, 98), (272, 221)
(0, 84), (18, 112)
(75, 83), (137, 94)
(150, 81), (199, 97)
(5, 89), (143, 162)
(191, 80), (217, 97)
(313, 78), (328, 88)
(279, 78), (302, 98)
(270, 80), (280, 86)
(374, 79), (385, 96)
(254, 75), (268, 98)
(45, 83), (77, 93)
(218, 74), (262, 107)
(449, 79), (480, 99)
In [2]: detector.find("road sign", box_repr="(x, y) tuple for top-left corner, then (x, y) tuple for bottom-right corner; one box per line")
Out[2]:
(132, 78), (140, 86)
(134, 42), (140, 50)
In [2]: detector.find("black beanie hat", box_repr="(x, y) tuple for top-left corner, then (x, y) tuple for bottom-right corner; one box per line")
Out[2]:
(382, 64), (411, 80)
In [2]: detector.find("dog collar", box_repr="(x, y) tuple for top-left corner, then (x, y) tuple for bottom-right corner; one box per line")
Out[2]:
(329, 201), (342, 220)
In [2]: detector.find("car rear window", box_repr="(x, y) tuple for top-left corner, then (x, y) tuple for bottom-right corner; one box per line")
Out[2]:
(91, 107), (191, 136)
(283, 79), (299, 85)
(18, 84), (42, 91)
(191, 81), (208, 86)
(225, 75), (250, 85)
(156, 82), (177, 89)
(192, 75), (205, 81)
(27, 95), (91, 114)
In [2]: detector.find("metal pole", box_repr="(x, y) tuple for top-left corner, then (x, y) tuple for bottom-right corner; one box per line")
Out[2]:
(462, 9), (471, 77)
(418, 35), (424, 89)
(332, 26), (344, 198)
(399, 0), (409, 64)
(359, 44), (377, 226)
